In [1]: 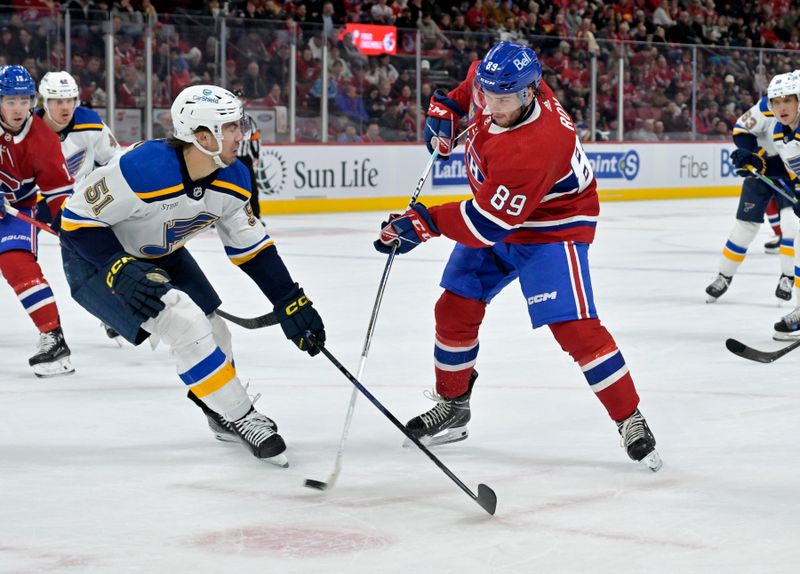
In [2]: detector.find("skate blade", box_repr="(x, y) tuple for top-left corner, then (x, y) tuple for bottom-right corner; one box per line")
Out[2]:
(402, 426), (468, 448)
(264, 452), (289, 468)
(212, 432), (239, 443)
(640, 450), (663, 472)
(773, 331), (800, 342)
(32, 358), (76, 378)
(705, 294), (719, 304)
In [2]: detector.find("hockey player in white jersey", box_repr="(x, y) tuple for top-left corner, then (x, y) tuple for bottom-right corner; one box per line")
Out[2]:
(706, 84), (797, 303)
(59, 85), (327, 466)
(36, 71), (123, 342)
(732, 72), (800, 340)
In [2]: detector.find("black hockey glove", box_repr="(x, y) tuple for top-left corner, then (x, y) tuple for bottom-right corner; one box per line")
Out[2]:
(273, 283), (325, 356)
(731, 148), (767, 177)
(103, 253), (172, 322)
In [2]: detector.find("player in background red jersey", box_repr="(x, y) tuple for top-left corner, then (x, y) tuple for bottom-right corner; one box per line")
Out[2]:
(0, 65), (75, 377)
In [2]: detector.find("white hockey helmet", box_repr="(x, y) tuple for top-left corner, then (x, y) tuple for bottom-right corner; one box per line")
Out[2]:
(767, 72), (800, 116)
(39, 71), (79, 101)
(171, 84), (243, 168)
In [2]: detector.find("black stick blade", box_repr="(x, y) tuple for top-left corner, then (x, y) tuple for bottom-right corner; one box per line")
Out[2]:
(725, 337), (800, 363)
(477, 484), (497, 515)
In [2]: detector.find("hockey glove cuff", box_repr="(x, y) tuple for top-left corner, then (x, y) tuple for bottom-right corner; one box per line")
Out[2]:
(374, 203), (441, 255)
(103, 252), (172, 322)
(273, 283), (326, 356)
(424, 90), (464, 158)
(731, 148), (767, 177)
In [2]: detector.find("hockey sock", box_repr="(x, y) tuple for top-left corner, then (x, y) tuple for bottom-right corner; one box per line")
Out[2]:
(767, 198), (781, 236)
(779, 207), (798, 278)
(549, 318), (639, 421)
(719, 220), (759, 277)
(0, 250), (60, 333)
(434, 290), (486, 398)
(143, 289), (251, 421)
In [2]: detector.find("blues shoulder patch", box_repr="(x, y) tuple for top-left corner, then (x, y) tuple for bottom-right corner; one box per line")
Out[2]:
(120, 140), (185, 203)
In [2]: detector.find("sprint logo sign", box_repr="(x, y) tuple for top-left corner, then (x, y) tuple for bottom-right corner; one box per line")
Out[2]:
(432, 152), (469, 186)
(586, 150), (640, 180)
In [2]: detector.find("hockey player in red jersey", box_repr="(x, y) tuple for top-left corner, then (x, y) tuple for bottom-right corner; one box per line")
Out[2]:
(375, 41), (662, 471)
(0, 65), (75, 377)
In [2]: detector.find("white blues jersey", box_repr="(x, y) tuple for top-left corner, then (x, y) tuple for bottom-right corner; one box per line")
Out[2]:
(771, 121), (800, 178)
(732, 96), (780, 156)
(61, 140), (272, 264)
(36, 106), (119, 183)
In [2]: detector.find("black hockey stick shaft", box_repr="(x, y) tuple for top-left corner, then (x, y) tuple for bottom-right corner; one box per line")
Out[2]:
(215, 308), (279, 328)
(725, 337), (800, 363)
(307, 333), (497, 515)
(746, 167), (798, 205)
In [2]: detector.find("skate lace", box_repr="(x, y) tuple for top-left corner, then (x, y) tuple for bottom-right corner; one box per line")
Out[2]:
(36, 331), (58, 354)
(419, 390), (452, 428)
(234, 411), (276, 445)
(618, 412), (646, 448)
(782, 306), (800, 327)
(710, 275), (729, 290)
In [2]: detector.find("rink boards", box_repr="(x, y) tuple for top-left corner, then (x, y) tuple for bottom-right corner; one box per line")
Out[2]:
(256, 142), (741, 214)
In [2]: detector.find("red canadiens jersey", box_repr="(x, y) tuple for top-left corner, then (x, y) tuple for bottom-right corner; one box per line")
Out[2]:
(428, 62), (599, 248)
(0, 114), (74, 217)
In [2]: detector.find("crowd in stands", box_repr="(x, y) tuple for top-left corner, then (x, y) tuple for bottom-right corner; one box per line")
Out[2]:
(2, 0), (800, 142)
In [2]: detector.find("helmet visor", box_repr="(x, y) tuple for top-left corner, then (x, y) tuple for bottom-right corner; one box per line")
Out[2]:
(472, 78), (532, 115)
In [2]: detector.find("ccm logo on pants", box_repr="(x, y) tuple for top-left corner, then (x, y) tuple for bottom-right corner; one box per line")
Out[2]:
(528, 291), (557, 305)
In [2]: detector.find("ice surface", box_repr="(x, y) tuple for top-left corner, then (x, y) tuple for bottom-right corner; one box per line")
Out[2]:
(1, 198), (798, 573)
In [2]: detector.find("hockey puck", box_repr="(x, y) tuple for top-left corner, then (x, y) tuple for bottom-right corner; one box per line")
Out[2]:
(304, 479), (328, 491)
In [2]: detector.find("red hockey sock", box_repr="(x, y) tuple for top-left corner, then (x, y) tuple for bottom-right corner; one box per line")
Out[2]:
(766, 198), (781, 236)
(434, 290), (486, 398)
(0, 251), (61, 333)
(549, 318), (639, 421)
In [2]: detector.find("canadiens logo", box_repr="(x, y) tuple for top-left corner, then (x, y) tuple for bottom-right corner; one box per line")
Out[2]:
(466, 148), (485, 184)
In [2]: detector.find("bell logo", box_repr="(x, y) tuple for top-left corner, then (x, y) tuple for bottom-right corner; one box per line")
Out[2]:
(513, 52), (532, 71)
(527, 291), (557, 305)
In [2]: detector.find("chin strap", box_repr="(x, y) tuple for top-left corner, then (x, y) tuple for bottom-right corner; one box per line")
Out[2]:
(191, 137), (231, 168)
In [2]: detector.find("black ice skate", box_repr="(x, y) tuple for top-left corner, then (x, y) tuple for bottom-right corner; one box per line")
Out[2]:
(776, 274), (794, 302)
(186, 390), (239, 443)
(29, 326), (75, 378)
(103, 323), (123, 347)
(705, 273), (732, 303)
(616, 409), (662, 472)
(773, 306), (800, 341)
(404, 371), (478, 448)
(230, 407), (288, 467)
(764, 234), (781, 254)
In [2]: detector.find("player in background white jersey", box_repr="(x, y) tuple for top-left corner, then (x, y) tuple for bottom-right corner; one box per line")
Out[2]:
(0, 65), (76, 378)
(36, 70), (124, 342)
(735, 72), (800, 340)
(59, 85), (327, 466)
(705, 78), (797, 303)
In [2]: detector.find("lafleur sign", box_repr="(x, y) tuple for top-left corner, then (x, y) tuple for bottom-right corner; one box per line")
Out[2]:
(340, 24), (397, 55)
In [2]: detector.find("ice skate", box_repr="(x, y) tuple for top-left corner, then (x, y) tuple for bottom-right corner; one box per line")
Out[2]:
(773, 306), (800, 341)
(102, 322), (123, 347)
(617, 409), (662, 472)
(29, 326), (75, 378)
(764, 234), (781, 254)
(404, 371), (478, 448)
(230, 407), (288, 467)
(775, 274), (794, 302)
(705, 273), (732, 303)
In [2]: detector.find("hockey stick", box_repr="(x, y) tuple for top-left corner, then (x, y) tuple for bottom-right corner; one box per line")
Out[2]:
(725, 337), (800, 363)
(746, 167), (798, 205)
(303, 145), (448, 492)
(306, 333), (497, 515)
(215, 308), (279, 328)
(3, 202), (58, 236)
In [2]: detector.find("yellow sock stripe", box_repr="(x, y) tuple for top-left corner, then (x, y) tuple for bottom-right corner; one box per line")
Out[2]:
(722, 247), (746, 262)
(190, 361), (236, 398)
(780, 246), (795, 257)
(795, 277), (800, 288)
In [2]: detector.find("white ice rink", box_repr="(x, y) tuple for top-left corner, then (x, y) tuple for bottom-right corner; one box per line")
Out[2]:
(2, 197), (799, 573)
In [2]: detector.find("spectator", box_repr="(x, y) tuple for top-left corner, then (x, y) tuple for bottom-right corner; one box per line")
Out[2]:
(335, 83), (369, 122)
(362, 121), (384, 143)
(264, 84), (283, 107)
(242, 61), (268, 100)
(337, 123), (361, 142)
